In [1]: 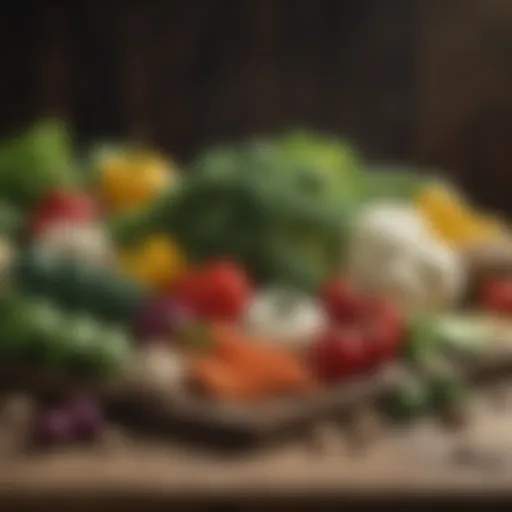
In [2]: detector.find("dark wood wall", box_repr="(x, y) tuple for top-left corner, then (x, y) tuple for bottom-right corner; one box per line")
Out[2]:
(2, 0), (512, 212)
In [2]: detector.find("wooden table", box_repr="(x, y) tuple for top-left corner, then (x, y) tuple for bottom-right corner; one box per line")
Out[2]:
(3, 389), (512, 510)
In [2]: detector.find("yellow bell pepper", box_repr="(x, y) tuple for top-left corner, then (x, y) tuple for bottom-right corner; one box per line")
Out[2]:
(416, 184), (506, 249)
(118, 235), (187, 292)
(456, 215), (507, 249)
(99, 151), (173, 213)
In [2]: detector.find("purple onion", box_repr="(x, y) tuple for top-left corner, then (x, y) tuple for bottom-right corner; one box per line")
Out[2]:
(34, 409), (74, 446)
(69, 398), (104, 440)
(132, 297), (195, 343)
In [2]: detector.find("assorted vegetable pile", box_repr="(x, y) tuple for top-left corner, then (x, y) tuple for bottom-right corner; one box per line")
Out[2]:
(2, 119), (512, 447)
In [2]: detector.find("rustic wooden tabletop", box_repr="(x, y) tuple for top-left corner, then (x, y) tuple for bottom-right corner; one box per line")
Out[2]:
(2, 387), (512, 509)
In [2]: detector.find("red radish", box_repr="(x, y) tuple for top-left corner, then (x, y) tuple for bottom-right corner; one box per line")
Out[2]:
(30, 190), (99, 236)
(310, 327), (368, 383)
(36, 190), (98, 219)
(321, 278), (362, 324)
(34, 408), (74, 446)
(480, 278), (512, 315)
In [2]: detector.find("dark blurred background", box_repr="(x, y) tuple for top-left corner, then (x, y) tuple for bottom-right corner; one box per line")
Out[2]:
(2, 0), (512, 212)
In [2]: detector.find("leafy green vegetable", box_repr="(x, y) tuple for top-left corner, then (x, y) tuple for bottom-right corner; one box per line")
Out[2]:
(192, 129), (365, 212)
(275, 129), (363, 205)
(0, 119), (76, 209)
(0, 201), (25, 239)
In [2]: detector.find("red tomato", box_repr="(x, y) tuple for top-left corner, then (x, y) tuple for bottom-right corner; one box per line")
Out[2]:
(321, 278), (362, 324)
(361, 298), (404, 365)
(481, 278), (512, 315)
(30, 191), (99, 236)
(310, 327), (368, 383)
(202, 261), (252, 319)
(174, 261), (252, 321)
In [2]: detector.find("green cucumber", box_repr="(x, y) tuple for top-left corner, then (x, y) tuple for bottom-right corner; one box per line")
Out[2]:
(435, 314), (493, 356)
(0, 292), (134, 378)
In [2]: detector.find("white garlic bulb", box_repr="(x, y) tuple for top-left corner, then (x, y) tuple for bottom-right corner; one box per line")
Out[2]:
(244, 287), (327, 352)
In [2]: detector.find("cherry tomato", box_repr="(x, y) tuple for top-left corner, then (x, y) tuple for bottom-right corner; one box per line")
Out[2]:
(480, 278), (512, 315)
(321, 278), (362, 324)
(310, 327), (368, 383)
(361, 298), (404, 365)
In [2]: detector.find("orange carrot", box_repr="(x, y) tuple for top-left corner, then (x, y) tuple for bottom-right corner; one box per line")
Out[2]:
(191, 356), (266, 403)
(209, 322), (317, 394)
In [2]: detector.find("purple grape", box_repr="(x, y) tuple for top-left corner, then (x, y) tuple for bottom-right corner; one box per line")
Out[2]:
(34, 409), (73, 445)
(132, 297), (194, 342)
(69, 398), (104, 440)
